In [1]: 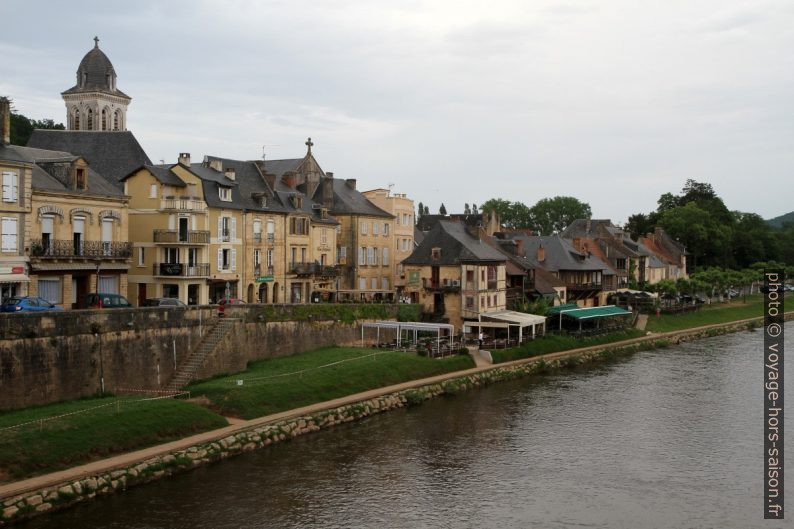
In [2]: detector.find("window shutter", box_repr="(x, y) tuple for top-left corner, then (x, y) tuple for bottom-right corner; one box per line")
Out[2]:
(217, 217), (223, 239)
(11, 173), (18, 202)
(231, 217), (237, 239)
(217, 248), (223, 271)
(231, 249), (237, 271)
(1, 173), (10, 202)
(383, 247), (389, 264)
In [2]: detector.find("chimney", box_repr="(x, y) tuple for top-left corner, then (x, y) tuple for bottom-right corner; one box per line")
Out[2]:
(178, 153), (191, 167)
(224, 167), (236, 181)
(345, 178), (356, 190)
(514, 238), (524, 257)
(282, 170), (296, 189)
(0, 97), (10, 145)
(209, 159), (222, 171)
(537, 244), (545, 263)
(322, 173), (334, 208)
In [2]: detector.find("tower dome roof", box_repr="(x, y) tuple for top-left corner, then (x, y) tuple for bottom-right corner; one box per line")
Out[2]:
(62, 37), (130, 99)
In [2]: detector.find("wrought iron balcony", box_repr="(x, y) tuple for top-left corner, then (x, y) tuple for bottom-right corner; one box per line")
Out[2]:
(423, 278), (461, 292)
(290, 262), (341, 277)
(30, 239), (132, 259)
(160, 198), (206, 212)
(153, 229), (210, 244)
(253, 232), (262, 243)
(253, 265), (274, 277)
(566, 282), (603, 291)
(152, 262), (210, 277)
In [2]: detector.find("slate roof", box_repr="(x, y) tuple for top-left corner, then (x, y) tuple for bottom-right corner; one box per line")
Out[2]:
(196, 156), (337, 225)
(316, 179), (393, 218)
(262, 158), (303, 179)
(0, 144), (124, 198)
(402, 221), (506, 266)
(499, 234), (611, 273)
(62, 43), (130, 99)
(27, 130), (151, 186)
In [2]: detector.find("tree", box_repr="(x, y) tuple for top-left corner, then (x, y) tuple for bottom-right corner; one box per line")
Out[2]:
(464, 203), (471, 214)
(10, 111), (64, 146)
(417, 202), (424, 219)
(528, 196), (591, 235)
(472, 203), (478, 214)
(481, 198), (534, 229)
(439, 203), (447, 215)
(658, 202), (732, 270)
(424, 205), (429, 215)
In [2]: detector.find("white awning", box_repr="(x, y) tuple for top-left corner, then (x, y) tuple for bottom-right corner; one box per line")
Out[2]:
(0, 274), (30, 283)
(480, 310), (546, 326)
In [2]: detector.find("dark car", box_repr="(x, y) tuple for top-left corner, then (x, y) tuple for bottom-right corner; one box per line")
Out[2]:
(0, 296), (64, 313)
(85, 293), (132, 309)
(142, 297), (186, 307)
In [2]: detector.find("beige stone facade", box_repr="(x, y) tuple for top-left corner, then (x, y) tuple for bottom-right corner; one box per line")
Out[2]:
(361, 188), (414, 298)
(336, 214), (395, 299)
(0, 141), (32, 300)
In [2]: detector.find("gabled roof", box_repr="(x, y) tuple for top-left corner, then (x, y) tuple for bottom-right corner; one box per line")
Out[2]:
(1, 144), (124, 198)
(27, 130), (151, 186)
(402, 221), (506, 266)
(500, 234), (611, 273)
(263, 158), (304, 179)
(131, 164), (186, 187)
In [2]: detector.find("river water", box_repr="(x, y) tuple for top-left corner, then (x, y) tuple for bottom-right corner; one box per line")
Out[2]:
(27, 325), (792, 529)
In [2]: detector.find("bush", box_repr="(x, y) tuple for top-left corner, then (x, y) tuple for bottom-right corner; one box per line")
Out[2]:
(457, 347), (469, 355)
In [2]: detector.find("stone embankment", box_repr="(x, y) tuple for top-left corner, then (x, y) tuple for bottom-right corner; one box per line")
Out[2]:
(1, 312), (790, 525)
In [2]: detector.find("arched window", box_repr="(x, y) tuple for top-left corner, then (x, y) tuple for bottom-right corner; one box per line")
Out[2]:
(73, 109), (80, 130)
(86, 108), (94, 130)
(101, 108), (108, 131)
(113, 109), (121, 131)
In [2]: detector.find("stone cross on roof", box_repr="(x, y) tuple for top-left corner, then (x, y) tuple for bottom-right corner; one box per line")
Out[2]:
(305, 137), (313, 154)
(94, 36), (99, 48)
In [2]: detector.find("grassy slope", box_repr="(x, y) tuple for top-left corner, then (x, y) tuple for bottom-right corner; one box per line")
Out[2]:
(490, 329), (645, 363)
(187, 347), (475, 419)
(0, 397), (227, 481)
(644, 296), (767, 333)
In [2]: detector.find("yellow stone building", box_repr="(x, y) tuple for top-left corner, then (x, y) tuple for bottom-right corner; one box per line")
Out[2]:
(361, 188), (414, 300)
(0, 99), (32, 300)
(402, 220), (507, 328)
(24, 150), (130, 308)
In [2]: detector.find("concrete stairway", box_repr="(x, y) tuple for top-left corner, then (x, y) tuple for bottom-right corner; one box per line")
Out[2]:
(165, 317), (241, 392)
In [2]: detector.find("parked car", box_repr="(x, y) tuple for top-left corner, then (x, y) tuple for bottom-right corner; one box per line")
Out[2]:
(0, 296), (64, 313)
(142, 297), (186, 307)
(85, 293), (132, 309)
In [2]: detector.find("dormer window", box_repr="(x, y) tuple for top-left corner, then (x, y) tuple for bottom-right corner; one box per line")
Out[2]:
(75, 168), (86, 190)
(291, 195), (303, 209)
(261, 196), (267, 208)
(431, 247), (441, 260)
(219, 186), (232, 202)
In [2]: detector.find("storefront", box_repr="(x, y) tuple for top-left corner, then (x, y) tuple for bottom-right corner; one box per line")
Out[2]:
(0, 263), (29, 301)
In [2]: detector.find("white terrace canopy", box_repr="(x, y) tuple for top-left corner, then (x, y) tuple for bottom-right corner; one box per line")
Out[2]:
(360, 321), (455, 350)
(463, 310), (547, 343)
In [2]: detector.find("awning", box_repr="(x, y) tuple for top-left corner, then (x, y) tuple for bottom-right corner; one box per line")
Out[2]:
(0, 274), (30, 283)
(547, 303), (579, 315)
(463, 321), (510, 330)
(480, 310), (547, 326)
(560, 306), (632, 319)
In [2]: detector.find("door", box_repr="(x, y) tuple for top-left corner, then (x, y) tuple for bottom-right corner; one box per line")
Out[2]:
(41, 216), (54, 254)
(433, 293), (444, 314)
(101, 219), (113, 255)
(431, 266), (440, 288)
(73, 275), (88, 309)
(138, 283), (147, 306)
(187, 284), (199, 306)
(178, 217), (189, 242)
(73, 217), (85, 256)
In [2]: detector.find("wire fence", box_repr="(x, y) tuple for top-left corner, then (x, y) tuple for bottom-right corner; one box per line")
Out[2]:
(0, 392), (191, 437)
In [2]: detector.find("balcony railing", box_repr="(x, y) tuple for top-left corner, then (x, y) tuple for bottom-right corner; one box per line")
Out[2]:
(30, 239), (131, 259)
(254, 265), (274, 277)
(152, 262), (210, 277)
(290, 262), (341, 277)
(160, 198), (206, 212)
(423, 278), (461, 292)
(218, 229), (230, 242)
(253, 232), (262, 243)
(153, 229), (210, 244)
(566, 282), (603, 291)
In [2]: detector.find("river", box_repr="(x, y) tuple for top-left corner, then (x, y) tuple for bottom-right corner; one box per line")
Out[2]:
(26, 325), (792, 529)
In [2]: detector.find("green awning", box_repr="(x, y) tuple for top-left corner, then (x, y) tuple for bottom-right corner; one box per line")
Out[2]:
(560, 306), (632, 320)
(547, 303), (579, 315)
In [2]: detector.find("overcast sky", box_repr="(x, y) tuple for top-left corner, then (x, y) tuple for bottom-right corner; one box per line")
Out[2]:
(2, 0), (793, 223)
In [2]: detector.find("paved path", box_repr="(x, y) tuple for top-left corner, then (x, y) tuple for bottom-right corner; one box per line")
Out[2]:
(1, 311), (788, 500)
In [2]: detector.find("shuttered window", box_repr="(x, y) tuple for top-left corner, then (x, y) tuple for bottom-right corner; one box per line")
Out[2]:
(1, 217), (18, 252)
(2, 172), (18, 203)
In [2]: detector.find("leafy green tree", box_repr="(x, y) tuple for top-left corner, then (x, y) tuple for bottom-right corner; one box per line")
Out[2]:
(439, 203), (447, 215)
(417, 202), (424, 218)
(659, 202), (732, 269)
(528, 196), (591, 235)
(10, 111), (64, 146)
